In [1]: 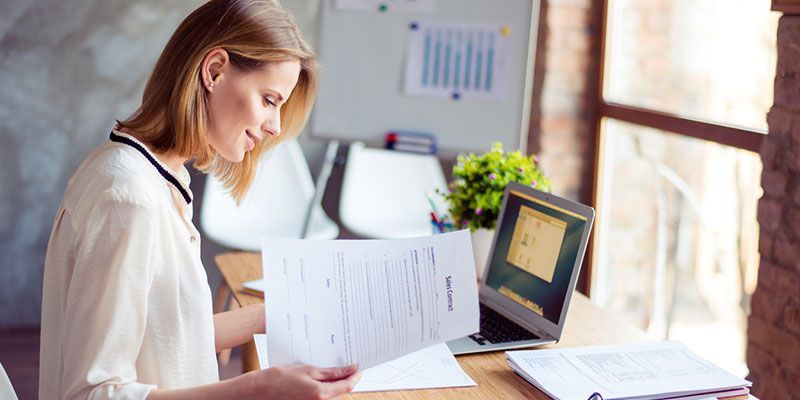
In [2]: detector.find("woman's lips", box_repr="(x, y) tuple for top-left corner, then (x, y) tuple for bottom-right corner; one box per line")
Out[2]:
(245, 131), (257, 151)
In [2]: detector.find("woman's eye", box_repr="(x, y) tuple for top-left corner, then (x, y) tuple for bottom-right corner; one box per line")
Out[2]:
(263, 97), (276, 107)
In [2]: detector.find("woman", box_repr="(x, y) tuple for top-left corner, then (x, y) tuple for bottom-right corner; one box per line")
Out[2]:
(39, 0), (360, 398)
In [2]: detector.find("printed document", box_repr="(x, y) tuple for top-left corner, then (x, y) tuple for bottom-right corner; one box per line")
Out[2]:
(262, 230), (479, 370)
(506, 341), (751, 400)
(254, 335), (477, 392)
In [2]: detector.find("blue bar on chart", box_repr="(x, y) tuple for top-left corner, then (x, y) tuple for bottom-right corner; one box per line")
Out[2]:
(404, 20), (511, 102)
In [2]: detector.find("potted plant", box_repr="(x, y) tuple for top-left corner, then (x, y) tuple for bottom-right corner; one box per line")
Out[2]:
(439, 142), (551, 279)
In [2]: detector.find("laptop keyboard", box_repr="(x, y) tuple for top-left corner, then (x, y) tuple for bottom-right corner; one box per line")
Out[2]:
(469, 304), (540, 345)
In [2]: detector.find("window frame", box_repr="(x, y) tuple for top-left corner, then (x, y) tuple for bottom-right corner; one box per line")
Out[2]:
(583, 0), (767, 296)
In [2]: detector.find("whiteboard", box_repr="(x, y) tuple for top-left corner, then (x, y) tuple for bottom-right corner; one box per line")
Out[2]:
(310, 0), (540, 154)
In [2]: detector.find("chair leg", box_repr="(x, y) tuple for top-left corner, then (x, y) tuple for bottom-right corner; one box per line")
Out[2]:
(214, 282), (233, 366)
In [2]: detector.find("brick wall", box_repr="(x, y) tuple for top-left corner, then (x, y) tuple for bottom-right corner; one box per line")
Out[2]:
(536, 0), (597, 202)
(749, 14), (800, 399)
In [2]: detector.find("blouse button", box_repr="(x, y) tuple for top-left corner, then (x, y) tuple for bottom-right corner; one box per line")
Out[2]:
(190, 236), (197, 243)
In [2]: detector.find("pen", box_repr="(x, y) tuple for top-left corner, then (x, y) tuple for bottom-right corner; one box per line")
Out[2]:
(424, 192), (441, 216)
(430, 212), (444, 233)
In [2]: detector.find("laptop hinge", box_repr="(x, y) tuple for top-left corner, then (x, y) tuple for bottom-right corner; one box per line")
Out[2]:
(480, 294), (554, 340)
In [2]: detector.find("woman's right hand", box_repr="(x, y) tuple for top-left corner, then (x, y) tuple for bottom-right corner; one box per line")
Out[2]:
(240, 364), (361, 399)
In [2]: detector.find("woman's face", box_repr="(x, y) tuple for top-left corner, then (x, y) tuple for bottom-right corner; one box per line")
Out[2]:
(204, 52), (301, 163)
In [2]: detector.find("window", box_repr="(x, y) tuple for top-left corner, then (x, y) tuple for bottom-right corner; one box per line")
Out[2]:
(591, 0), (778, 375)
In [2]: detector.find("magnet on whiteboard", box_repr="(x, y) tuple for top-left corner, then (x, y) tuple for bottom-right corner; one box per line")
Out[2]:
(500, 26), (511, 36)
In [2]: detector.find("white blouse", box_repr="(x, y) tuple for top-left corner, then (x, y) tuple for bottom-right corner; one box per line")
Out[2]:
(40, 130), (219, 399)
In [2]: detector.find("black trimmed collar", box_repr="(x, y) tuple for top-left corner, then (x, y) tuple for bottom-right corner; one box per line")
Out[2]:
(109, 131), (193, 204)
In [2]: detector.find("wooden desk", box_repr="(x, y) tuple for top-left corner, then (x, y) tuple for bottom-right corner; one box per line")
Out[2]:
(214, 252), (746, 400)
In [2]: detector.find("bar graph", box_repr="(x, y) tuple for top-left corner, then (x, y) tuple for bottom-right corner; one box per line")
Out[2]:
(405, 21), (510, 102)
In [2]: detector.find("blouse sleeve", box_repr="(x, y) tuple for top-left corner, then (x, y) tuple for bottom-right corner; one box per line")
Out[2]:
(60, 193), (159, 400)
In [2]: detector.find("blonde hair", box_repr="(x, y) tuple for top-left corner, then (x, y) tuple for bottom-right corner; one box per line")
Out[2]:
(118, 0), (319, 202)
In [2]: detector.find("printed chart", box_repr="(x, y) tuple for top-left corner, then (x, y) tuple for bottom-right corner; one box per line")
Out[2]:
(334, 0), (436, 14)
(404, 21), (511, 102)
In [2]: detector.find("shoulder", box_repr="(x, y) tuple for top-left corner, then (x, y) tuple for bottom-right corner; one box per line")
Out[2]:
(63, 141), (164, 222)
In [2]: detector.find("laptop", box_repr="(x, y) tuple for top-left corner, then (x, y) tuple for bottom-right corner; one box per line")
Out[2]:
(447, 181), (595, 355)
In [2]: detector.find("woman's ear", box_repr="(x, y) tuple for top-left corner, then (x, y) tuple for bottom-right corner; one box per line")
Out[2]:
(201, 48), (230, 91)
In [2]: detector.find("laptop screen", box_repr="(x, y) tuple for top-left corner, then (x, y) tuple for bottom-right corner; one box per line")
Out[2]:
(484, 189), (589, 324)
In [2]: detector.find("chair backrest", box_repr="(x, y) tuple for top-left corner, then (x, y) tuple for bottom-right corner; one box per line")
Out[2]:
(200, 140), (338, 251)
(0, 362), (19, 400)
(339, 142), (448, 238)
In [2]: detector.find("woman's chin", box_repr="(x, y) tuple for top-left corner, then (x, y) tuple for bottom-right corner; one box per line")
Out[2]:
(219, 150), (246, 163)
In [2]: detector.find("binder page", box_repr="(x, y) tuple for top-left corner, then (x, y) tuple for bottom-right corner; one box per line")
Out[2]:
(506, 341), (750, 400)
(263, 230), (479, 369)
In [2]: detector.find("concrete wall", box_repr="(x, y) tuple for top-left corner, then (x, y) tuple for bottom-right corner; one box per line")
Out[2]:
(0, 0), (324, 327)
(0, 0), (589, 328)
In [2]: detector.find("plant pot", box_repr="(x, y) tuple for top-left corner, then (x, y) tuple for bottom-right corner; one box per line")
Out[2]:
(471, 228), (495, 282)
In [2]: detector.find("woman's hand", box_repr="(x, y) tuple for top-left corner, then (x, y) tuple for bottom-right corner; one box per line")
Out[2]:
(241, 364), (361, 399)
(147, 364), (360, 400)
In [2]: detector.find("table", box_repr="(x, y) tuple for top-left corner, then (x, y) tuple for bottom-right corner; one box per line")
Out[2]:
(214, 251), (750, 400)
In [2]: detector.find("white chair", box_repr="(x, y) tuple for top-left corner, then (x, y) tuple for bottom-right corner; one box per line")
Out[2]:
(201, 140), (339, 251)
(0, 362), (19, 400)
(339, 142), (448, 238)
(202, 139), (339, 366)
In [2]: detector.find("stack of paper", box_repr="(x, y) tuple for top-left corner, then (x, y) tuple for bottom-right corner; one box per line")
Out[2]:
(506, 341), (750, 400)
(254, 335), (476, 392)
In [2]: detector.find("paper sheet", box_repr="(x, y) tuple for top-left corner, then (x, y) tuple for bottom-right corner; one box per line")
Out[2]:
(404, 20), (512, 102)
(243, 279), (265, 293)
(262, 230), (479, 370)
(254, 335), (476, 392)
(506, 341), (751, 400)
(334, 0), (436, 14)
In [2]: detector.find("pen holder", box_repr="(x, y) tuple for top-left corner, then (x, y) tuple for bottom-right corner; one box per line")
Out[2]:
(431, 222), (492, 282)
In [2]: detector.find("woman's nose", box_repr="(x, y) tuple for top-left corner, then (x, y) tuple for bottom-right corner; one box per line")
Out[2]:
(263, 113), (281, 137)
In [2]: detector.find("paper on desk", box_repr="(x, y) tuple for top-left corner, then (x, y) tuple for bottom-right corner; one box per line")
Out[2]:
(262, 230), (479, 370)
(253, 335), (476, 392)
(505, 341), (751, 400)
(243, 279), (265, 293)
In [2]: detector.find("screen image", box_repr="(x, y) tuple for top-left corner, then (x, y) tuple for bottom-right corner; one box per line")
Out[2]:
(506, 205), (566, 283)
(485, 190), (587, 324)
